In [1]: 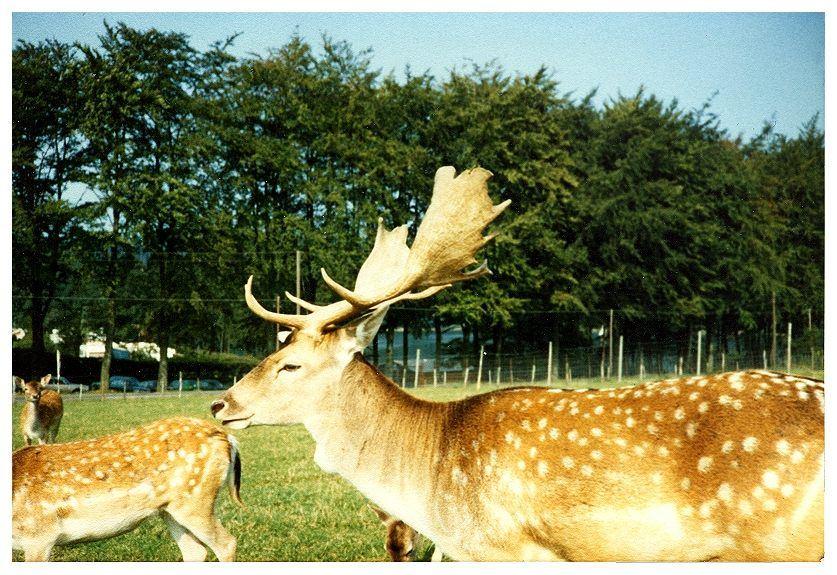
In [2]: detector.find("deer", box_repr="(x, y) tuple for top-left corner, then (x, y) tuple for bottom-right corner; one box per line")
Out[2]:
(210, 166), (824, 561)
(17, 374), (64, 445)
(370, 504), (443, 562)
(12, 416), (242, 562)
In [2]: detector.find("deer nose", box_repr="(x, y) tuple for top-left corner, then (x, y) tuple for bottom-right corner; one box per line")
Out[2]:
(210, 400), (226, 416)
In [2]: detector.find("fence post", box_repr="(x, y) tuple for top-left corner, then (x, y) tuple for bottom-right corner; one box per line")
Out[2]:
(696, 330), (703, 376)
(564, 356), (570, 383)
(433, 369), (437, 388)
(786, 322), (792, 373)
(547, 342), (553, 387)
(763, 350), (768, 370)
(678, 356), (683, 376)
(496, 366), (501, 387)
(509, 358), (514, 384)
(477, 345), (484, 390)
(179, 372), (183, 399)
(721, 352), (725, 373)
(56, 350), (61, 394)
(463, 367), (470, 388)
(531, 363), (536, 384)
(617, 336), (624, 384)
(401, 367), (406, 388)
(443, 371), (447, 386)
(414, 349), (421, 388)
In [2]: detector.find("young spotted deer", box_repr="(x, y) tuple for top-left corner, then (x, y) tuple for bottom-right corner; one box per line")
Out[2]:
(17, 375), (63, 445)
(211, 166), (823, 561)
(370, 504), (442, 562)
(13, 416), (242, 561)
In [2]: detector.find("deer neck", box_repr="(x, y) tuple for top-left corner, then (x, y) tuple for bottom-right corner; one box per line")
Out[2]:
(304, 354), (446, 531)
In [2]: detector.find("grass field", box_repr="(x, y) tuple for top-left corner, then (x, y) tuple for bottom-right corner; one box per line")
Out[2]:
(11, 368), (824, 562)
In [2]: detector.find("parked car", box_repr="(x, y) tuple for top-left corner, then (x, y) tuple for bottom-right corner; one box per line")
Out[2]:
(174, 379), (197, 391)
(88, 380), (101, 391)
(108, 376), (142, 392)
(43, 375), (89, 393)
(198, 379), (227, 391)
(136, 380), (158, 393)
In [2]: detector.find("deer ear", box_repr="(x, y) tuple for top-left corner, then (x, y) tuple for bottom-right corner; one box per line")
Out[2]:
(368, 502), (392, 524)
(40, 374), (52, 387)
(348, 305), (388, 351)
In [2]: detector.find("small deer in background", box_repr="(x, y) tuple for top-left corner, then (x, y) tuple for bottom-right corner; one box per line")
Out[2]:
(370, 504), (442, 562)
(17, 375), (63, 445)
(13, 416), (242, 561)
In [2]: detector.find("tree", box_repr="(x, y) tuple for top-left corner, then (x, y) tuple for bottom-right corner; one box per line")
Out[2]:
(12, 40), (88, 353)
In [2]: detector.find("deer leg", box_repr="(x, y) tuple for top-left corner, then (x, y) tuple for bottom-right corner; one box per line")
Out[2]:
(23, 541), (54, 562)
(165, 507), (236, 562)
(162, 513), (208, 562)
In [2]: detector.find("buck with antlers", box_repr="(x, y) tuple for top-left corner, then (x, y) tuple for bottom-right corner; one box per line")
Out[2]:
(13, 417), (241, 561)
(211, 166), (823, 561)
(17, 375), (64, 445)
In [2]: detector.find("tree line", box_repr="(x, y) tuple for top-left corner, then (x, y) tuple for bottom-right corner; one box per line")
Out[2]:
(12, 22), (824, 389)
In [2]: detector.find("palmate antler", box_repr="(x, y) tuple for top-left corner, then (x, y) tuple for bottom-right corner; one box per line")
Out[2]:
(245, 166), (511, 335)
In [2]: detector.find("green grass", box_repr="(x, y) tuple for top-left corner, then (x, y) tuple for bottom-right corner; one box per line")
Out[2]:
(12, 367), (825, 561)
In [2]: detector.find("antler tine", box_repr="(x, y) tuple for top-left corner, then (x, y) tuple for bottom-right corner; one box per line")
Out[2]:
(284, 291), (321, 313)
(321, 167), (510, 309)
(244, 276), (308, 330)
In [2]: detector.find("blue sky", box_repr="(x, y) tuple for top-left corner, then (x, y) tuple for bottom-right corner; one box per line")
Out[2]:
(12, 12), (824, 139)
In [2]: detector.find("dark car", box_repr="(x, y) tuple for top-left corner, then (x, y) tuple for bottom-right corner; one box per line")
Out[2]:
(44, 375), (90, 393)
(136, 380), (158, 393)
(109, 376), (141, 392)
(174, 379), (197, 391)
(198, 379), (228, 391)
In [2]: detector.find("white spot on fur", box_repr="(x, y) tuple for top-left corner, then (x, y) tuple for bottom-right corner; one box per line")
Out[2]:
(594, 405), (604, 415)
(538, 418), (548, 429)
(658, 446), (669, 457)
(775, 439), (790, 455)
(581, 465), (593, 477)
(780, 484), (795, 498)
(721, 440), (734, 454)
(674, 408), (685, 420)
(537, 461), (548, 477)
(791, 450), (804, 464)
(625, 417), (636, 428)
(717, 483), (733, 503)
(591, 450), (603, 461)
(697, 456), (713, 473)
(738, 499), (754, 516)
(686, 422), (697, 438)
(590, 427), (602, 437)
(762, 470), (780, 489)
(562, 456), (574, 469)
(742, 437), (758, 452)
(681, 477), (691, 490)
(567, 429), (579, 442)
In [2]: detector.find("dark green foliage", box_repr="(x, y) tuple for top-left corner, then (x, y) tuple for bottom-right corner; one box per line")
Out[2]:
(12, 25), (824, 369)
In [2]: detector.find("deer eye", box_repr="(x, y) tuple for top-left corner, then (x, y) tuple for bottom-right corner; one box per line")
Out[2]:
(280, 364), (300, 372)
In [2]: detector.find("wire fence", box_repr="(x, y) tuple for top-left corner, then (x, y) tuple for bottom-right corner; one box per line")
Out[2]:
(376, 342), (824, 389)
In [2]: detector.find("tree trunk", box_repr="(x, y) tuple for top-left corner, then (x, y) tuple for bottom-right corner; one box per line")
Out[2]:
(385, 325), (394, 368)
(402, 316), (409, 375)
(770, 291), (777, 368)
(100, 295), (115, 395)
(434, 316), (443, 370)
(461, 324), (471, 369)
(157, 315), (169, 393)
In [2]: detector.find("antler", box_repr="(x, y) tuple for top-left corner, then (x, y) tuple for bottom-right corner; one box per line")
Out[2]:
(245, 166), (510, 335)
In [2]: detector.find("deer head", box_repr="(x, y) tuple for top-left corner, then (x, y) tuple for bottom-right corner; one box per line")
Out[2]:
(22, 375), (51, 403)
(211, 166), (509, 430)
